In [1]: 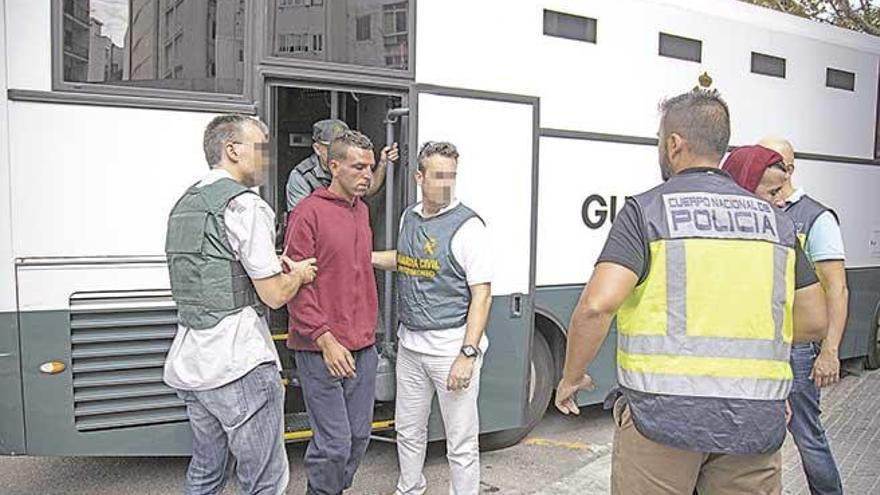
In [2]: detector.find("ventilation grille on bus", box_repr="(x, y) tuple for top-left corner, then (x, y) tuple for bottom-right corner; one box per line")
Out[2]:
(70, 291), (186, 432)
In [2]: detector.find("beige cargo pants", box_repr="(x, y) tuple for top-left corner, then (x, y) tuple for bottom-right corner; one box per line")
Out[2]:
(610, 399), (782, 495)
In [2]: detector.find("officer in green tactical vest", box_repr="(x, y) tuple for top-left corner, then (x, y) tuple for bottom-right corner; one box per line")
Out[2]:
(554, 89), (828, 494)
(286, 119), (400, 211)
(164, 114), (317, 495)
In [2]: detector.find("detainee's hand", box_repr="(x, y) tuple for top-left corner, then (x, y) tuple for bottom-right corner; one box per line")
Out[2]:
(785, 399), (792, 425)
(811, 347), (840, 388)
(555, 374), (595, 415)
(280, 255), (317, 285)
(447, 355), (476, 391)
(315, 332), (356, 378)
(379, 143), (399, 166)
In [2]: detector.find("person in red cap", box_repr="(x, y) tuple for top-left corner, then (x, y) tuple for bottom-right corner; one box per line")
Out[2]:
(721, 144), (788, 205)
(726, 141), (847, 495)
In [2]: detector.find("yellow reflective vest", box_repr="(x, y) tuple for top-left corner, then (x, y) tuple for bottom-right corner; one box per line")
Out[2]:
(616, 169), (797, 401)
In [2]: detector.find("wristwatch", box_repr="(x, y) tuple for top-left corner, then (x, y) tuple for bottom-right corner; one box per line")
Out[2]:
(460, 345), (480, 358)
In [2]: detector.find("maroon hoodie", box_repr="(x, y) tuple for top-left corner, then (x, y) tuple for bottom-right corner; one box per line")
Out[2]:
(284, 188), (378, 352)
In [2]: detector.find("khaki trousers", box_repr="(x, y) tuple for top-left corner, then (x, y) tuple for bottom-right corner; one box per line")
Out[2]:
(610, 399), (782, 495)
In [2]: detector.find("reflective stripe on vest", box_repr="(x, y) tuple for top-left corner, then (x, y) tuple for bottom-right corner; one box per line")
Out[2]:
(616, 171), (797, 401)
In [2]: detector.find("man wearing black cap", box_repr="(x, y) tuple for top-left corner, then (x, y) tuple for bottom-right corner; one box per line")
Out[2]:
(286, 119), (398, 211)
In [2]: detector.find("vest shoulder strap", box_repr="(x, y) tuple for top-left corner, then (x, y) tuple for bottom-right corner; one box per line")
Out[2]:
(200, 178), (255, 214)
(294, 155), (325, 193)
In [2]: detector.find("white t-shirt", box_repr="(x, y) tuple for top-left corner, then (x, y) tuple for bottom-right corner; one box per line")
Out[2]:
(397, 200), (493, 357)
(163, 169), (282, 391)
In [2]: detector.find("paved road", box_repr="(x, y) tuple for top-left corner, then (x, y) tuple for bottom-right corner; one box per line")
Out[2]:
(2, 368), (878, 494)
(0, 405), (613, 495)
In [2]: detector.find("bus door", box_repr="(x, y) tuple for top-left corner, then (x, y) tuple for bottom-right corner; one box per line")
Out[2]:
(264, 81), (408, 438)
(412, 86), (539, 437)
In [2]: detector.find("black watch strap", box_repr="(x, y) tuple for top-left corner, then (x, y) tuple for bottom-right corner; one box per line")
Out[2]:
(460, 345), (480, 358)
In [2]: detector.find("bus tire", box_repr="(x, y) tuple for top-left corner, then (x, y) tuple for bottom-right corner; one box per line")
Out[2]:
(479, 330), (554, 451)
(866, 310), (880, 370)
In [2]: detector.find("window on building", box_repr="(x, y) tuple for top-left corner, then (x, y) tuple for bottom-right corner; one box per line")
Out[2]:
(57, 0), (246, 95)
(356, 15), (371, 41)
(271, 0), (411, 71)
(751, 52), (786, 78)
(659, 33), (702, 63)
(543, 10), (597, 44)
(826, 68), (855, 91)
(384, 54), (407, 68)
(383, 3), (408, 35)
(278, 33), (311, 54)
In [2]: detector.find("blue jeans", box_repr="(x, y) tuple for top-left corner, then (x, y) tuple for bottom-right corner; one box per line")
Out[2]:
(176, 363), (289, 495)
(788, 343), (843, 495)
(295, 346), (378, 495)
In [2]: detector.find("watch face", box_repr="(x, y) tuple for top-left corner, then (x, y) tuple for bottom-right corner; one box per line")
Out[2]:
(462, 346), (478, 358)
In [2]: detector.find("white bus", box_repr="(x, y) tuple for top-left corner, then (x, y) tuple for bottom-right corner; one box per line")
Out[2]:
(1, 0), (878, 456)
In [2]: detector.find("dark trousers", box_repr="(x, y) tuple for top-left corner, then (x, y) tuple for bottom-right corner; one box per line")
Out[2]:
(788, 343), (843, 495)
(295, 346), (378, 495)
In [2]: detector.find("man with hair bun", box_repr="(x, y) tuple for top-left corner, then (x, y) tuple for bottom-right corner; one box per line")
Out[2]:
(555, 90), (827, 494)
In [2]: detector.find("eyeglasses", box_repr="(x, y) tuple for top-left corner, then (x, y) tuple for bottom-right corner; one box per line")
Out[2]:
(229, 141), (270, 150)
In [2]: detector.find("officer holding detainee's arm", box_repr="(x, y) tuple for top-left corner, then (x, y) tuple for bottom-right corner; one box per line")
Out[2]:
(164, 114), (317, 495)
(373, 141), (492, 495)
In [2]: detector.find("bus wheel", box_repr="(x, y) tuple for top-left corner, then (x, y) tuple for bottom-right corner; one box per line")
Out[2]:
(479, 330), (554, 451)
(867, 311), (880, 370)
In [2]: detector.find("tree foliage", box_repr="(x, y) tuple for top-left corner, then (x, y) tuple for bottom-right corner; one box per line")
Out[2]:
(740, 0), (880, 36)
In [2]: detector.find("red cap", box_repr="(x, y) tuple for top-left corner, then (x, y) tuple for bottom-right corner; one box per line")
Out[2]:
(721, 145), (784, 193)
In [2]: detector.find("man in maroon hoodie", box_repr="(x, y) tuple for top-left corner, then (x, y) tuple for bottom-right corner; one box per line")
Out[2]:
(284, 130), (379, 495)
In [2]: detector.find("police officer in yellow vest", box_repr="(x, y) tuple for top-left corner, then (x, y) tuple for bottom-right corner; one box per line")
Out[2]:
(554, 89), (828, 494)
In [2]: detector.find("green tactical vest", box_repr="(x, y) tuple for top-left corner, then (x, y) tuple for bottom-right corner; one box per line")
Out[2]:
(165, 177), (265, 330)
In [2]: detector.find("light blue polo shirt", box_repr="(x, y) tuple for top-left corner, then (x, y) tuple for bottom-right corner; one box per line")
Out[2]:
(787, 188), (846, 262)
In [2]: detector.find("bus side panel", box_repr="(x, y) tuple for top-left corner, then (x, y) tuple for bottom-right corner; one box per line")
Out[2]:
(7, 102), (213, 258)
(0, 312), (22, 455)
(795, 159), (880, 359)
(17, 264), (193, 456)
(536, 137), (661, 288)
(19, 309), (192, 456)
(418, 0), (879, 160)
(0, 0), (27, 456)
(534, 285), (618, 407)
(841, 268), (880, 360)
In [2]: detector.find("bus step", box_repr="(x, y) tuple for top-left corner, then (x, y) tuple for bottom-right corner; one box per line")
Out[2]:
(283, 403), (395, 442)
(281, 369), (300, 388)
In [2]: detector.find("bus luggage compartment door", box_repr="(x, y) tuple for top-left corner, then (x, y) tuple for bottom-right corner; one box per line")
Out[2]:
(16, 260), (193, 456)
